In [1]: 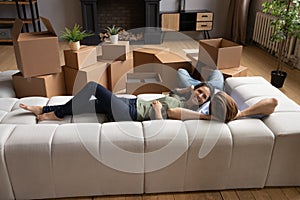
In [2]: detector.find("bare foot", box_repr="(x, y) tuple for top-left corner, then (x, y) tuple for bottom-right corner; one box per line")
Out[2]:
(19, 103), (43, 116)
(37, 111), (63, 121)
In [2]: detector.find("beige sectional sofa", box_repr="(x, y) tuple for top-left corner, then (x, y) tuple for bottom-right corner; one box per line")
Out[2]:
(0, 70), (300, 200)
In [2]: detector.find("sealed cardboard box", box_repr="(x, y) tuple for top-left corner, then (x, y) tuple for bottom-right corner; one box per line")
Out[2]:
(12, 17), (61, 78)
(64, 46), (97, 69)
(221, 65), (248, 79)
(12, 72), (66, 98)
(107, 58), (134, 93)
(63, 62), (108, 95)
(126, 72), (163, 95)
(199, 38), (243, 69)
(101, 41), (129, 61)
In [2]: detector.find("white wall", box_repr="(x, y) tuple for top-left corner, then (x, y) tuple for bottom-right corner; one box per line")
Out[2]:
(0, 1), (82, 36)
(38, 0), (82, 35)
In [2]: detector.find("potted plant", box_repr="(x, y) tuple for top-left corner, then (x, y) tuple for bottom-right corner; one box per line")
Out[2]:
(60, 24), (93, 51)
(106, 25), (121, 44)
(262, 0), (300, 88)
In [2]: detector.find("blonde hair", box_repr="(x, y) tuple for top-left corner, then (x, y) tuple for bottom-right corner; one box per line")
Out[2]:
(209, 91), (238, 123)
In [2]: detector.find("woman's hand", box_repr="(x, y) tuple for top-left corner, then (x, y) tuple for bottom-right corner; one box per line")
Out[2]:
(152, 100), (162, 111)
(151, 100), (163, 120)
(173, 85), (194, 94)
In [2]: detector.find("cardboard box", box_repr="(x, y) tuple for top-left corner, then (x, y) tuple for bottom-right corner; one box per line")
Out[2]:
(126, 73), (163, 95)
(64, 46), (97, 69)
(199, 38), (243, 69)
(12, 17), (61, 78)
(101, 41), (129, 61)
(133, 48), (168, 67)
(133, 48), (193, 89)
(63, 62), (108, 95)
(12, 72), (66, 98)
(220, 65), (248, 79)
(107, 58), (134, 93)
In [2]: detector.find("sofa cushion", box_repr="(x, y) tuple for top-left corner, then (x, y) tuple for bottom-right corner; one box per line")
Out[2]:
(264, 112), (300, 186)
(4, 124), (58, 199)
(183, 120), (232, 191)
(143, 120), (188, 193)
(226, 118), (274, 189)
(0, 124), (16, 200)
(225, 76), (300, 112)
(1, 97), (49, 124)
(0, 70), (19, 98)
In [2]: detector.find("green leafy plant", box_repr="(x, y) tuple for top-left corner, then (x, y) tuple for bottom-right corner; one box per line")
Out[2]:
(105, 25), (121, 35)
(262, 0), (300, 74)
(60, 24), (93, 42)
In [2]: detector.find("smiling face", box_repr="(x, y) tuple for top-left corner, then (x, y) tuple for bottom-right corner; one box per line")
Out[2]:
(190, 85), (211, 106)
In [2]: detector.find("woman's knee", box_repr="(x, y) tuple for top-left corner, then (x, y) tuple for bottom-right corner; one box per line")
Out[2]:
(177, 68), (189, 76)
(86, 81), (101, 90)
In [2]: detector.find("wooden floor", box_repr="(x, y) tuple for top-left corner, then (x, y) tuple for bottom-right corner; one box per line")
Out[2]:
(1, 41), (300, 200)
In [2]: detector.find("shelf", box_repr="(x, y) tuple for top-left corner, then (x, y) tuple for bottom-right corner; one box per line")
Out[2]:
(0, 0), (37, 5)
(0, 38), (13, 42)
(0, 18), (39, 24)
(0, 0), (41, 42)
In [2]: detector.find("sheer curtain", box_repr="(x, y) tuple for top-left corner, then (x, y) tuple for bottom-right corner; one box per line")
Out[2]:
(226, 0), (251, 44)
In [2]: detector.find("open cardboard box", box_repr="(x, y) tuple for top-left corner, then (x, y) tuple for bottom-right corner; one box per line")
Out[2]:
(126, 72), (164, 95)
(12, 17), (61, 78)
(198, 38), (243, 69)
(133, 48), (193, 89)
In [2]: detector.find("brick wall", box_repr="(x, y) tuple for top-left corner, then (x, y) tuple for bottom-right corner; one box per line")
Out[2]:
(97, 0), (145, 32)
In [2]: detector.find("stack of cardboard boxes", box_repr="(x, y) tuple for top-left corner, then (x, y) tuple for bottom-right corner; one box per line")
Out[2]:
(63, 46), (108, 95)
(197, 38), (247, 79)
(12, 17), (66, 98)
(99, 41), (133, 93)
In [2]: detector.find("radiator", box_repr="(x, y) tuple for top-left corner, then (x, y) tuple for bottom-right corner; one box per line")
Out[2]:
(252, 12), (299, 65)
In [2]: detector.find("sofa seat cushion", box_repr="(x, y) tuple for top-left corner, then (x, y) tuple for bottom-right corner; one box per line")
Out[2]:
(225, 76), (300, 112)
(1, 97), (49, 124)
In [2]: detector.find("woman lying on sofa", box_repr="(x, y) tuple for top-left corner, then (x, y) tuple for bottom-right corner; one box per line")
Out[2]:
(172, 67), (277, 122)
(19, 81), (277, 123)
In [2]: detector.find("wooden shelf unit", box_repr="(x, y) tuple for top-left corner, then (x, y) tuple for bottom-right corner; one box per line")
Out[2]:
(161, 10), (213, 39)
(0, 0), (41, 43)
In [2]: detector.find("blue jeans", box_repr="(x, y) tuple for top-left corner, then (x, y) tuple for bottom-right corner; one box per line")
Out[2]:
(177, 67), (224, 91)
(42, 81), (137, 121)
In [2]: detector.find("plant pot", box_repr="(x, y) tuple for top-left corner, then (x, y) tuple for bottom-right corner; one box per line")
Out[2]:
(271, 70), (287, 88)
(110, 34), (118, 44)
(69, 41), (80, 51)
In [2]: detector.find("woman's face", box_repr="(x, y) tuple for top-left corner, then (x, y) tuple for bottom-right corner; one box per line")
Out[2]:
(190, 86), (211, 106)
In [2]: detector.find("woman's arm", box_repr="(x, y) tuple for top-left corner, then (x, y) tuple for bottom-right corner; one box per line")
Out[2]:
(235, 98), (278, 119)
(167, 107), (211, 120)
